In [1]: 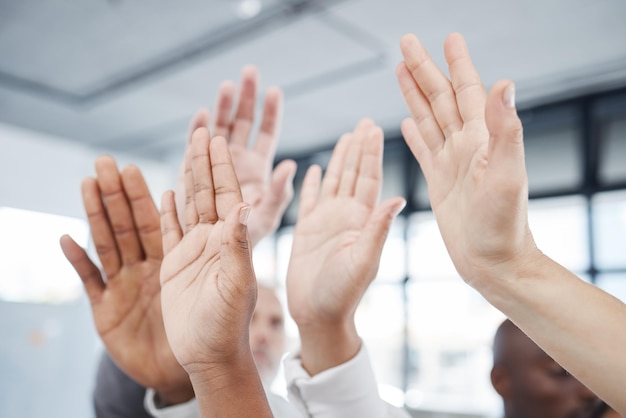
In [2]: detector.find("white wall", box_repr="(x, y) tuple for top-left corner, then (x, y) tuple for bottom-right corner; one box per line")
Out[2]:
(0, 122), (176, 218)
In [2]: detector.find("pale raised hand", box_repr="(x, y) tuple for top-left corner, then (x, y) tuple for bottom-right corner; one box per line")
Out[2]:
(396, 32), (539, 288)
(60, 157), (193, 404)
(177, 66), (296, 246)
(286, 119), (406, 375)
(396, 32), (626, 415)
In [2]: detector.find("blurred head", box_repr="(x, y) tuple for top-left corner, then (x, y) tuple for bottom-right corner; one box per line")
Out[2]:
(491, 319), (597, 418)
(249, 284), (286, 385)
(590, 401), (622, 418)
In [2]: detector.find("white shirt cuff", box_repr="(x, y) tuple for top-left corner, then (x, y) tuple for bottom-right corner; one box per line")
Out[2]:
(284, 343), (387, 418)
(144, 388), (199, 418)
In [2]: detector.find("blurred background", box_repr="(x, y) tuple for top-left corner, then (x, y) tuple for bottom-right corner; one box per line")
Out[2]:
(1, 0), (626, 417)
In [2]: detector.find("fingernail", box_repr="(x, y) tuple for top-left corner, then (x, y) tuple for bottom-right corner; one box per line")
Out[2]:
(393, 200), (407, 217)
(239, 206), (251, 226)
(503, 83), (516, 109)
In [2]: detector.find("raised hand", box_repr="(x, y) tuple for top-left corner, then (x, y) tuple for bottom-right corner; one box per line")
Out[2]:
(396, 32), (539, 288)
(177, 66), (296, 246)
(396, 32), (626, 416)
(160, 127), (272, 417)
(60, 157), (193, 404)
(286, 119), (406, 375)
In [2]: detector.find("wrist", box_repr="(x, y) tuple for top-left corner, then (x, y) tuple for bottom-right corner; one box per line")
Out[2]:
(298, 318), (361, 376)
(471, 247), (559, 310)
(187, 352), (271, 414)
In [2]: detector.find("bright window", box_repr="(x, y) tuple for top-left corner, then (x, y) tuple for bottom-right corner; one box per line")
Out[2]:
(0, 207), (88, 303)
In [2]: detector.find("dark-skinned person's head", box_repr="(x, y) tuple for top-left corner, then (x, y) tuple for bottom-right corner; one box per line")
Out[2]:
(490, 319), (597, 418)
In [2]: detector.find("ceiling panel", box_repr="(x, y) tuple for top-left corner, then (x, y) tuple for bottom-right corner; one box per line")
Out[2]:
(0, 0), (625, 167)
(0, 0), (284, 93)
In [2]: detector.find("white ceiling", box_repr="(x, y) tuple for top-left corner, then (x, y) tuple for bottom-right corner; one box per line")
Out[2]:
(1, 0), (626, 168)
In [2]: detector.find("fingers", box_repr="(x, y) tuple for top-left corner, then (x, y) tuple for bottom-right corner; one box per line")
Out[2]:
(253, 86), (283, 159)
(160, 191), (183, 256)
(209, 136), (244, 219)
(211, 66), (280, 157)
(399, 34), (463, 140)
(230, 65), (259, 148)
(401, 117), (433, 179)
(485, 81), (526, 180)
(299, 164), (322, 219)
(320, 119), (382, 202)
(354, 197), (407, 280)
(213, 81), (237, 140)
(250, 159), (296, 241)
(444, 33), (487, 125)
(182, 130), (243, 228)
(320, 133), (351, 199)
(183, 144), (199, 232)
(354, 125), (383, 208)
(396, 61), (444, 153)
(219, 203), (255, 291)
(81, 176), (121, 278)
(186, 108), (210, 144)
(269, 159), (297, 207)
(190, 128), (218, 223)
(60, 234), (105, 304)
(337, 119), (372, 197)
(95, 156), (144, 264)
(121, 165), (163, 260)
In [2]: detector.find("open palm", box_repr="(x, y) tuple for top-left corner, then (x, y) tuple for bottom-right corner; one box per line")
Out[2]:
(179, 66), (296, 246)
(287, 119), (406, 327)
(396, 33), (537, 287)
(160, 128), (257, 373)
(60, 157), (190, 398)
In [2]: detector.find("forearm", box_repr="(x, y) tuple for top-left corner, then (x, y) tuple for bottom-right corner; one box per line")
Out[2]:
(298, 318), (361, 376)
(475, 252), (626, 414)
(188, 355), (273, 418)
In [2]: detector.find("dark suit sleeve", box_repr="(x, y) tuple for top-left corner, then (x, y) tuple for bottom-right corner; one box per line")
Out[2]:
(93, 351), (152, 418)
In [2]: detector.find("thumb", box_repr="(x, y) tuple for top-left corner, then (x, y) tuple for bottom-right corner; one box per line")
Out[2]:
(220, 203), (256, 289)
(249, 159), (296, 244)
(59, 234), (105, 304)
(485, 80), (526, 180)
(354, 197), (407, 280)
(266, 159), (297, 210)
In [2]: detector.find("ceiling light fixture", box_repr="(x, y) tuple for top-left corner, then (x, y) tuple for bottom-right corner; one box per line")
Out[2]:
(235, 0), (262, 20)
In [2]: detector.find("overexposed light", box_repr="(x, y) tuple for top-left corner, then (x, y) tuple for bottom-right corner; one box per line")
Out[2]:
(236, 0), (262, 19)
(378, 384), (405, 408)
(405, 389), (424, 409)
(0, 207), (88, 303)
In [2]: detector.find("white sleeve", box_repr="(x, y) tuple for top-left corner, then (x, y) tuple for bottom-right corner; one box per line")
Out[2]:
(144, 388), (199, 418)
(284, 344), (411, 418)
